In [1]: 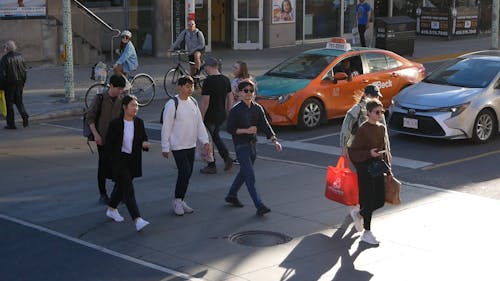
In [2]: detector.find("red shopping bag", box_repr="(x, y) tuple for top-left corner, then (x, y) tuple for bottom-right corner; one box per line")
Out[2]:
(325, 156), (359, 206)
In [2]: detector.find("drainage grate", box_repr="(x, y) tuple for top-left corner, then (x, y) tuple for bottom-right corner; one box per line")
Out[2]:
(228, 230), (292, 247)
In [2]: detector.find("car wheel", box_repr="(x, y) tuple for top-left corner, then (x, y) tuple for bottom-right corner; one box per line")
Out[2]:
(298, 98), (323, 129)
(472, 109), (496, 143)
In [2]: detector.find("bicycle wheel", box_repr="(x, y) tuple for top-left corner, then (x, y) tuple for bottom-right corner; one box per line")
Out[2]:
(130, 73), (156, 107)
(163, 68), (182, 98)
(85, 83), (107, 110)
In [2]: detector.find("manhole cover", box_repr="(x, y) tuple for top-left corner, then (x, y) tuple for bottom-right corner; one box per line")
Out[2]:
(229, 230), (292, 247)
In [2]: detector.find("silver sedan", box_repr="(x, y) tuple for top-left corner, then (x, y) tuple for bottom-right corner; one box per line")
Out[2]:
(388, 51), (500, 143)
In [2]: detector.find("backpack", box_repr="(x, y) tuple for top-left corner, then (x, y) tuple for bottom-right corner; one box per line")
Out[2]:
(83, 94), (103, 153)
(160, 96), (198, 123)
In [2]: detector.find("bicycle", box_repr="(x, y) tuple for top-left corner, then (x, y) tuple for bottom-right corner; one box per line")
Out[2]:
(85, 65), (156, 109)
(163, 50), (208, 98)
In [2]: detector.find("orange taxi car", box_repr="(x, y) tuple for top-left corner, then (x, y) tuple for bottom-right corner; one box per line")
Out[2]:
(255, 38), (425, 129)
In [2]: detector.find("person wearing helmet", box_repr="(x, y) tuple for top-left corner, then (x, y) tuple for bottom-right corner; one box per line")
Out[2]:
(114, 30), (138, 76)
(169, 19), (206, 76)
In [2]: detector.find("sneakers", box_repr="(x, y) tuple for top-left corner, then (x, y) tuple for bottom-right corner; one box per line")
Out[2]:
(135, 218), (150, 231)
(106, 208), (124, 222)
(256, 205), (271, 216)
(22, 117), (29, 128)
(181, 200), (194, 213)
(350, 208), (364, 233)
(99, 194), (110, 205)
(361, 230), (380, 245)
(200, 165), (217, 174)
(224, 157), (233, 171)
(4, 125), (17, 130)
(233, 159), (240, 165)
(225, 196), (244, 208)
(173, 199), (185, 216)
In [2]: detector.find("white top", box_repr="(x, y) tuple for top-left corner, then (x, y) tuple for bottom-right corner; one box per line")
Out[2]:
(122, 119), (134, 154)
(161, 95), (210, 153)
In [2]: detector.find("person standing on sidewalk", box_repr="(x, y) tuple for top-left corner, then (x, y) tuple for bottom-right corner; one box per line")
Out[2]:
(199, 56), (234, 174)
(225, 80), (282, 216)
(0, 40), (28, 129)
(161, 76), (211, 216)
(356, 0), (372, 47)
(105, 94), (150, 232)
(86, 74), (127, 204)
(348, 99), (390, 245)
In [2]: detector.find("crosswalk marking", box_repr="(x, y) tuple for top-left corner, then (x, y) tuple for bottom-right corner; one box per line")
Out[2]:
(145, 123), (433, 169)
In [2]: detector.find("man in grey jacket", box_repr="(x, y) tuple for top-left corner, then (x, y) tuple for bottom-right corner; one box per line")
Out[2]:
(169, 19), (206, 76)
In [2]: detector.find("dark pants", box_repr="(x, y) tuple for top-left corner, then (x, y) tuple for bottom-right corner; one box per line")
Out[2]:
(358, 24), (367, 47)
(4, 82), (28, 127)
(97, 145), (108, 195)
(354, 160), (385, 231)
(227, 143), (263, 208)
(109, 153), (141, 220)
(172, 148), (195, 199)
(204, 122), (229, 166)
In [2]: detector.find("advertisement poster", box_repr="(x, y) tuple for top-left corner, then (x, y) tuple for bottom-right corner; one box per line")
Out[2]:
(0, 0), (46, 19)
(272, 0), (295, 24)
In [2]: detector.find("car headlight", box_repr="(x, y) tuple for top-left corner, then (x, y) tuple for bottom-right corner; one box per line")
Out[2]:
(391, 99), (401, 108)
(435, 102), (470, 117)
(277, 93), (294, 104)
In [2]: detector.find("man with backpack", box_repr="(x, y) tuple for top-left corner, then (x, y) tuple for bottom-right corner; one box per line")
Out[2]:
(161, 75), (211, 216)
(85, 74), (128, 204)
(169, 19), (206, 76)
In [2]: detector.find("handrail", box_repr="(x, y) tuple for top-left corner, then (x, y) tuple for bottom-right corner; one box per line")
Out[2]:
(72, 0), (114, 32)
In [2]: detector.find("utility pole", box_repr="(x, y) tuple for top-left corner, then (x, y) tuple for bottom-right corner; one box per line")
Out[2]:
(62, 0), (75, 102)
(493, 0), (499, 49)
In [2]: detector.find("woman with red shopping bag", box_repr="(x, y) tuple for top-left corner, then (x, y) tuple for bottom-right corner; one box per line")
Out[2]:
(348, 99), (391, 245)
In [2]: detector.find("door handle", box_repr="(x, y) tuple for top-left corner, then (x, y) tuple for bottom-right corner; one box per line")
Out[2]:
(362, 79), (369, 83)
(391, 72), (399, 77)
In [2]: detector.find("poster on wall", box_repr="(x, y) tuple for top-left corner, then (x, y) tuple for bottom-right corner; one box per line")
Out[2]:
(272, 0), (295, 24)
(0, 0), (46, 19)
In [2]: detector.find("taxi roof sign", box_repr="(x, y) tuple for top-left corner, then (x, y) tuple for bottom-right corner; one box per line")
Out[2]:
(326, 42), (351, 52)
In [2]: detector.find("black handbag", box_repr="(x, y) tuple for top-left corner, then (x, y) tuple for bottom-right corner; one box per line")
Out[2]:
(367, 158), (390, 177)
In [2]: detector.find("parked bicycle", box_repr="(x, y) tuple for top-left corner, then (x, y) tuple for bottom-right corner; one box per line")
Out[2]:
(163, 50), (208, 97)
(85, 64), (156, 109)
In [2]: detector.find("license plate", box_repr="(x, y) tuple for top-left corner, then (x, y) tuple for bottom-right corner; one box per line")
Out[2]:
(403, 117), (418, 129)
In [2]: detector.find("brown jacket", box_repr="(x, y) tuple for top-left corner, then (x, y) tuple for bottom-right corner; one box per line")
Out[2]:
(348, 122), (387, 164)
(85, 91), (123, 144)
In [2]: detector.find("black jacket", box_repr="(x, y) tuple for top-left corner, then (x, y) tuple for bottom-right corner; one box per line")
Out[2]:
(106, 116), (148, 179)
(226, 101), (276, 145)
(0, 51), (27, 87)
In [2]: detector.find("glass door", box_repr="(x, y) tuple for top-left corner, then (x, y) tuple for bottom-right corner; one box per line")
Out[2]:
(233, 0), (263, 49)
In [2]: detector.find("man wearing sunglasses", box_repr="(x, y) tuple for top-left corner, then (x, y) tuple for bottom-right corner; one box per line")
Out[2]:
(169, 19), (206, 76)
(113, 30), (138, 77)
(225, 80), (282, 216)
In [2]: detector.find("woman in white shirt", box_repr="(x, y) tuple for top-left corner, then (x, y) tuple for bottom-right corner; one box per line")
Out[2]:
(105, 95), (150, 232)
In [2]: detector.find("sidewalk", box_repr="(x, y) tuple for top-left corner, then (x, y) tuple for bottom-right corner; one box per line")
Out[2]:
(9, 35), (496, 124)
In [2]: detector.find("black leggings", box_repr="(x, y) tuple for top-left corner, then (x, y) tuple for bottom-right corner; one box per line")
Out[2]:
(354, 160), (385, 231)
(205, 122), (229, 166)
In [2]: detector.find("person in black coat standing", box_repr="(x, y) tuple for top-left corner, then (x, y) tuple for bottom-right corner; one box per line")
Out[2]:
(0, 40), (28, 129)
(105, 95), (150, 232)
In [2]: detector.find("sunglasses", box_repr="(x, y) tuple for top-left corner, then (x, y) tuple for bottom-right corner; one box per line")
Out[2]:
(121, 36), (130, 39)
(373, 109), (385, 115)
(242, 88), (255, 93)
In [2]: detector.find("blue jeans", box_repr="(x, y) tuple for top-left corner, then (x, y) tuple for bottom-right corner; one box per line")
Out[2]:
(227, 143), (263, 208)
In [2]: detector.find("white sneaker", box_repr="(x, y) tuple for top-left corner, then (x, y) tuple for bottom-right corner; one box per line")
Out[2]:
(106, 209), (124, 222)
(173, 199), (184, 216)
(181, 200), (194, 214)
(350, 208), (364, 233)
(135, 218), (150, 231)
(361, 230), (380, 245)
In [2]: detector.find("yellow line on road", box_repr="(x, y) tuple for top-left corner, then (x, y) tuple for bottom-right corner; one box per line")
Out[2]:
(422, 149), (500, 171)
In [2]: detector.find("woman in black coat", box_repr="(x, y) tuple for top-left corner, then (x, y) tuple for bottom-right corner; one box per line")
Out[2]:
(105, 95), (150, 232)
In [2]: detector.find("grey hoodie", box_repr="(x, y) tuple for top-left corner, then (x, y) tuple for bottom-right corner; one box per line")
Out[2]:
(171, 28), (205, 54)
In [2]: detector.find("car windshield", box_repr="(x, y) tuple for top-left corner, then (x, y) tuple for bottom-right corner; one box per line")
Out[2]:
(266, 53), (336, 79)
(423, 57), (500, 88)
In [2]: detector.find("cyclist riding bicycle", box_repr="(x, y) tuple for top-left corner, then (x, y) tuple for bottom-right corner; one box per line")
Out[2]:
(168, 19), (206, 76)
(114, 30), (138, 77)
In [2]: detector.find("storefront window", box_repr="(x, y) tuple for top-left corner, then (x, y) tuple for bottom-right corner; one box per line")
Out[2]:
(129, 0), (153, 54)
(81, 0), (124, 7)
(344, 0), (357, 34)
(296, 0), (341, 40)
